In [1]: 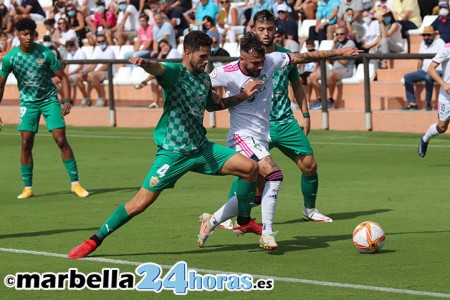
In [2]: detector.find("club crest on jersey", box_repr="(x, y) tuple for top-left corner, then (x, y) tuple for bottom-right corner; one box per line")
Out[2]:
(35, 57), (44, 65)
(149, 176), (159, 187)
(210, 68), (217, 79)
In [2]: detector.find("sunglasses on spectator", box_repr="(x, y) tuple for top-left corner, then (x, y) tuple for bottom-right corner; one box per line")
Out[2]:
(278, 10), (286, 13)
(58, 22), (66, 24)
(97, 40), (106, 43)
(212, 41), (219, 45)
(221, 0), (228, 3)
(422, 34), (433, 37)
(335, 33), (345, 36)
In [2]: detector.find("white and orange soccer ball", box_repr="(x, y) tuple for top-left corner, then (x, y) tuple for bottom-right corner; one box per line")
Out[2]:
(352, 221), (385, 254)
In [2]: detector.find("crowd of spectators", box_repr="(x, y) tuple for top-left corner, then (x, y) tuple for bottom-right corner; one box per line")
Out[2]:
(0, 0), (448, 109)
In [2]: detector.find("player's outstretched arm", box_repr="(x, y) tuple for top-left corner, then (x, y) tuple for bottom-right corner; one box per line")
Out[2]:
(290, 47), (362, 64)
(129, 57), (165, 77)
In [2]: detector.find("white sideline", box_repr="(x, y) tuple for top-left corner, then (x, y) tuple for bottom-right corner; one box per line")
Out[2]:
(0, 247), (449, 298)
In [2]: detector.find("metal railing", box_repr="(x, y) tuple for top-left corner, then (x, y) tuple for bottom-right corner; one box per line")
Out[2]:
(64, 53), (438, 128)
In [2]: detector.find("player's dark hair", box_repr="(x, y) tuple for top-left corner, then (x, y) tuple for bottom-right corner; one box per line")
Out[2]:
(253, 9), (276, 25)
(65, 40), (76, 48)
(184, 30), (212, 52)
(239, 32), (265, 57)
(15, 18), (37, 32)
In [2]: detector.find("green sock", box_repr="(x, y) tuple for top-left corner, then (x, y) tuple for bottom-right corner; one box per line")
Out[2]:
(95, 203), (132, 241)
(227, 177), (239, 200)
(235, 178), (256, 218)
(20, 164), (33, 187)
(302, 173), (318, 209)
(63, 158), (78, 182)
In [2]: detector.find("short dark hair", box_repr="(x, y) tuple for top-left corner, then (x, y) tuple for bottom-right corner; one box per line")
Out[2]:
(275, 28), (285, 36)
(65, 40), (76, 48)
(16, 18), (37, 31)
(43, 35), (51, 42)
(305, 39), (315, 46)
(240, 32), (265, 57)
(253, 9), (276, 25)
(345, 8), (354, 13)
(184, 30), (212, 52)
(44, 18), (56, 26)
(139, 13), (149, 21)
(203, 16), (215, 24)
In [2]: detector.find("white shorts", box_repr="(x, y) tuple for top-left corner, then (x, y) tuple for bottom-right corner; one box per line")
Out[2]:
(226, 134), (270, 162)
(438, 99), (450, 121)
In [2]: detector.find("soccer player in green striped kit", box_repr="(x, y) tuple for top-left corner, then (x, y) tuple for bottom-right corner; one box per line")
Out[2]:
(255, 10), (332, 222)
(68, 31), (263, 259)
(0, 18), (89, 199)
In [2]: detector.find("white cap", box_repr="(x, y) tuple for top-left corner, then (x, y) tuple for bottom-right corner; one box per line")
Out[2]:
(277, 3), (290, 13)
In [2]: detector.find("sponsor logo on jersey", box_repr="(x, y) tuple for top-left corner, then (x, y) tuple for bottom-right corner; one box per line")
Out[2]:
(150, 176), (159, 187)
(35, 57), (44, 66)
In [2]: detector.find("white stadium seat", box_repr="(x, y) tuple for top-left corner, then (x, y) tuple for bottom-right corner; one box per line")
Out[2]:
(408, 15), (438, 36)
(298, 19), (316, 39)
(81, 46), (94, 59)
(113, 67), (132, 85)
(341, 64), (376, 84)
(118, 45), (134, 60)
(223, 42), (239, 57)
(318, 40), (335, 51)
(129, 66), (150, 85)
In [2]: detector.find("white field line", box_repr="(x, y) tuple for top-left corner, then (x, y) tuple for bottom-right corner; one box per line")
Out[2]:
(0, 247), (449, 298)
(2, 132), (450, 149)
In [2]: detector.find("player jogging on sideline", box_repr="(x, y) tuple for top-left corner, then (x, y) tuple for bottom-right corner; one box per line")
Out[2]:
(204, 15), (361, 250)
(68, 31), (262, 259)
(418, 44), (450, 157)
(0, 18), (89, 199)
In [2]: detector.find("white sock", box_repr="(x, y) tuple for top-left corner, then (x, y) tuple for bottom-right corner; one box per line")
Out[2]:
(210, 195), (238, 229)
(261, 181), (282, 235)
(423, 123), (442, 143)
(71, 181), (79, 186)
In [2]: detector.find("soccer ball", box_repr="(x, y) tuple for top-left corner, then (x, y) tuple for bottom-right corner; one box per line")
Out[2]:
(352, 221), (385, 254)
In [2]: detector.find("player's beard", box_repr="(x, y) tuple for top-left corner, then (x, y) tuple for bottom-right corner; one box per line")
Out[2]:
(189, 58), (206, 74)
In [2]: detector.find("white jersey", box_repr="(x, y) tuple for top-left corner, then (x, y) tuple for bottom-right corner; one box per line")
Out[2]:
(210, 52), (291, 142)
(432, 43), (450, 102)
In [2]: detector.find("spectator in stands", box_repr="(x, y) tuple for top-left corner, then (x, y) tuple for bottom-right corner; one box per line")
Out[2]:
(55, 17), (77, 57)
(106, 0), (140, 46)
(402, 26), (444, 110)
(161, 1), (190, 38)
(75, 34), (116, 107)
(44, 19), (59, 46)
(0, 31), (12, 60)
(183, 0), (219, 27)
(0, 3), (14, 36)
(76, 0), (97, 17)
(294, 0), (318, 20)
(274, 27), (300, 52)
(361, 8), (381, 51)
(392, 0), (421, 37)
(338, 0), (363, 22)
(273, 0), (295, 20)
(220, 0), (245, 43)
(53, 0), (67, 25)
(202, 15), (219, 37)
(42, 35), (64, 98)
(155, 38), (182, 59)
(64, 40), (87, 101)
(208, 30), (230, 56)
(11, 0), (46, 22)
(309, 0), (341, 42)
(66, 3), (87, 47)
(244, 0), (274, 32)
(431, 1), (450, 43)
(151, 12), (176, 57)
(124, 13), (153, 59)
(310, 26), (356, 109)
(298, 39), (317, 103)
(275, 3), (299, 41)
(377, 7), (404, 69)
(87, 0), (117, 46)
(145, 0), (160, 26)
(338, 8), (359, 42)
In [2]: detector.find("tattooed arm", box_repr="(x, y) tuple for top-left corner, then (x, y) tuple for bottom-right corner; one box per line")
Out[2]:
(290, 47), (362, 64)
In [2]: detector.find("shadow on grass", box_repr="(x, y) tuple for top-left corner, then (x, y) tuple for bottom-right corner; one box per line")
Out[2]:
(275, 208), (393, 225)
(39, 186), (138, 197)
(0, 228), (98, 240)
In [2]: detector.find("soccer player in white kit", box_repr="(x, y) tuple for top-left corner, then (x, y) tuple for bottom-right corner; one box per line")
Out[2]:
(203, 31), (361, 250)
(419, 44), (450, 157)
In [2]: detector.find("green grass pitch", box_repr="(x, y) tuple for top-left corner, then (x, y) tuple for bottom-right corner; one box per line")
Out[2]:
(1, 125), (450, 299)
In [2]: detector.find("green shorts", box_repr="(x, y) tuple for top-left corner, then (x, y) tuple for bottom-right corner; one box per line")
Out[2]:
(18, 100), (65, 133)
(269, 119), (313, 161)
(142, 141), (237, 192)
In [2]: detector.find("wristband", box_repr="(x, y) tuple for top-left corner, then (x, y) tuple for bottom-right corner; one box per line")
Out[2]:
(303, 112), (310, 118)
(61, 99), (72, 104)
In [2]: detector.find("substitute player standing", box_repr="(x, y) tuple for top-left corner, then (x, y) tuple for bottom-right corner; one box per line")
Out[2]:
(0, 18), (89, 199)
(419, 44), (450, 157)
(206, 20), (360, 250)
(68, 31), (262, 259)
